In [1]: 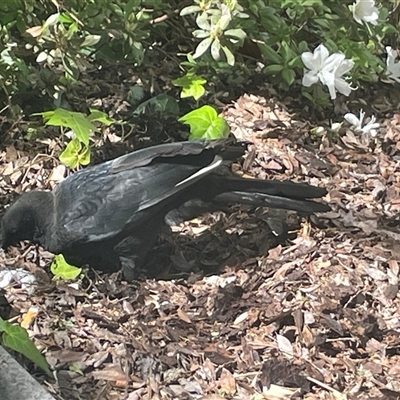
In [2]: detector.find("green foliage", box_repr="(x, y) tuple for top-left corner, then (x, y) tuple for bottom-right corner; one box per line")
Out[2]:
(39, 108), (96, 146)
(1, 0), (399, 136)
(59, 138), (91, 169)
(35, 108), (115, 168)
(179, 105), (230, 140)
(50, 254), (82, 280)
(181, 1), (248, 66)
(0, 317), (51, 375)
(172, 73), (207, 100)
(133, 94), (180, 116)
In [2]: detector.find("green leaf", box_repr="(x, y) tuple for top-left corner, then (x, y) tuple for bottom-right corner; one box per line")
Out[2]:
(50, 254), (82, 280)
(133, 94), (179, 115)
(62, 56), (79, 80)
(280, 41), (297, 63)
(221, 45), (235, 66)
(81, 34), (101, 48)
(196, 12), (211, 31)
(192, 29), (211, 38)
(179, 105), (230, 140)
(288, 55), (302, 68)
(87, 109), (116, 125)
(259, 44), (282, 64)
(77, 144), (90, 166)
(224, 28), (247, 40)
(43, 13), (60, 30)
(172, 74), (207, 100)
(40, 108), (96, 146)
(127, 85), (145, 104)
(193, 37), (213, 59)
(297, 41), (309, 54)
(263, 64), (284, 74)
(281, 68), (295, 85)
(0, 317), (51, 375)
(180, 5), (201, 16)
(59, 139), (91, 168)
(211, 38), (221, 61)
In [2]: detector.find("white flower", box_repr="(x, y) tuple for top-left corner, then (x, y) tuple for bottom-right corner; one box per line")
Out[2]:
(330, 58), (356, 98)
(344, 110), (379, 137)
(302, 44), (355, 100)
(386, 46), (400, 83)
(352, 0), (379, 25)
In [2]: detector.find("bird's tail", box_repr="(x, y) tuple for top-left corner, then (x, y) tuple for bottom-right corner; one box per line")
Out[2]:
(206, 176), (330, 213)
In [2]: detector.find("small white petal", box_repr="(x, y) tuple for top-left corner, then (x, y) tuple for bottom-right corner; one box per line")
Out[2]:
(301, 44), (329, 71)
(363, 118), (380, 133)
(301, 52), (316, 70)
(344, 113), (361, 127)
(386, 46), (400, 82)
(313, 44), (330, 65)
(302, 71), (319, 87)
(320, 69), (337, 99)
(335, 59), (355, 76)
(363, 14), (378, 25)
(324, 53), (345, 72)
(388, 70), (400, 83)
(359, 110), (365, 124)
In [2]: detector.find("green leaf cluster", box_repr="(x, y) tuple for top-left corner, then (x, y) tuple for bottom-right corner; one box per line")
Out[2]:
(50, 254), (82, 280)
(35, 108), (115, 168)
(179, 105), (230, 140)
(1, 0), (399, 135)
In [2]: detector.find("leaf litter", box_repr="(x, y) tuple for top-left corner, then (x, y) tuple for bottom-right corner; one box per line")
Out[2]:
(1, 93), (400, 399)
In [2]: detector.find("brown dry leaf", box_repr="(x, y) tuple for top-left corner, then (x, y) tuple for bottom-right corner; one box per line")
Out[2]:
(262, 384), (301, 399)
(26, 26), (43, 37)
(91, 366), (127, 382)
(20, 307), (39, 329)
(3, 162), (14, 176)
(5, 146), (18, 162)
(177, 307), (191, 323)
(48, 164), (66, 182)
(218, 367), (236, 395)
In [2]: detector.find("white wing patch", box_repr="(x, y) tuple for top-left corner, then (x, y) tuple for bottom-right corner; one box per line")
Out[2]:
(175, 155), (223, 188)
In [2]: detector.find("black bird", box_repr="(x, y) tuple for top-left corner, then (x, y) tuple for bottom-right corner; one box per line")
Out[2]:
(0, 140), (330, 280)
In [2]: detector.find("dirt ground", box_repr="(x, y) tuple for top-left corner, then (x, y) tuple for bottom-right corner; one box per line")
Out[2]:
(1, 83), (400, 400)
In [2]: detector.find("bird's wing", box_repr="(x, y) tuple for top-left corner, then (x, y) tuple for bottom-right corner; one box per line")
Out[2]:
(54, 141), (223, 244)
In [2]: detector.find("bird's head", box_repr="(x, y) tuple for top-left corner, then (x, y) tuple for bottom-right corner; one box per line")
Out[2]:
(0, 191), (53, 249)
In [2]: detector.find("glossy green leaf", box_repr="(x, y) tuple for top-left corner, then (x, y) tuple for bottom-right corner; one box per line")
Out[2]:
(193, 37), (213, 59)
(259, 44), (282, 64)
(172, 74), (207, 100)
(224, 28), (246, 40)
(221, 45), (235, 66)
(59, 139), (91, 168)
(50, 254), (82, 280)
(180, 5), (201, 16)
(0, 317), (51, 375)
(179, 105), (230, 140)
(87, 109), (116, 125)
(211, 39), (221, 61)
(81, 34), (101, 47)
(133, 94), (179, 115)
(40, 108), (96, 146)
(282, 68), (295, 85)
